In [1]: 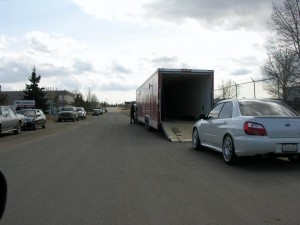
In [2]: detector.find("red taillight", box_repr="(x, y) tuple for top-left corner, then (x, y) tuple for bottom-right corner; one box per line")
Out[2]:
(243, 122), (267, 136)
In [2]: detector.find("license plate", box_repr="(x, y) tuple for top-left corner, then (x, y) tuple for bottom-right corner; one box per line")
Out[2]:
(282, 144), (298, 152)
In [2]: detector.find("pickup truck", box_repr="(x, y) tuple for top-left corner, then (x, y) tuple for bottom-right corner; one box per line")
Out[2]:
(58, 106), (79, 122)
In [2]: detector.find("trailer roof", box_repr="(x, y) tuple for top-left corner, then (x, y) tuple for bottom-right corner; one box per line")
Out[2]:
(137, 68), (214, 91)
(157, 68), (214, 74)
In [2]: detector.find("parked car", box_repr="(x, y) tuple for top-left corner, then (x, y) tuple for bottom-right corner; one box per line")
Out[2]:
(76, 107), (87, 120)
(13, 109), (26, 130)
(0, 106), (21, 135)
(192, 99), (300, 165)
(92, 108), (102, 116)
(58, 106), (79, 122)
(21, 109), (46, 130)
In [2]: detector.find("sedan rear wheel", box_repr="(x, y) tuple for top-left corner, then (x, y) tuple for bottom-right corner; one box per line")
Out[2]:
(222, 135), (238, 165)
(192, 128), (201, 150)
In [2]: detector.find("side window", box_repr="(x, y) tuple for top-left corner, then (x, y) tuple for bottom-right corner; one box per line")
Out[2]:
(219, 102), (233, 119)
(7, 107), (16, 117)
(2, 107), (9, 116)
(207, 103), (224, 119)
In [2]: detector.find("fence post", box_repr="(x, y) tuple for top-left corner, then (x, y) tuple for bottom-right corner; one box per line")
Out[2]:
(233, 81), (238, 98)
(250, 77), (256, 98)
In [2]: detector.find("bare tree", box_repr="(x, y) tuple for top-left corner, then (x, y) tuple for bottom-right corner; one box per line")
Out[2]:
(217, 79), (235, 99)
(86, 88), (93, 103)
(262, 42), (300, 101)
(269, 0), (300, 59)
(90, 94), (99, 109)
(85, 88), (100, 111)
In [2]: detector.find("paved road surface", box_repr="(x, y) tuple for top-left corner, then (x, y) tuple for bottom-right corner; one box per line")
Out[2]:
(1, 111), (300, 225)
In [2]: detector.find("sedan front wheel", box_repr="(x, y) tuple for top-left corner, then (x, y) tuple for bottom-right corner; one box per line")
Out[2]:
(288, 155), (300, 163)
(192, 128), (201, 150)
(222, 135), (238, 165)
(33, 122), (38, 130)
(14, 123), (21, 134)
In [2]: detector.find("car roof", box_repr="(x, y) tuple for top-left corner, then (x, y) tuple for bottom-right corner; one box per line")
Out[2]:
(218, 98), (282, 104)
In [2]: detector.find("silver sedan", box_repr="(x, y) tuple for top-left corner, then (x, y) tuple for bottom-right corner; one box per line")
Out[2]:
(0, 106), (21, 135)
(192, 99), (300, 165)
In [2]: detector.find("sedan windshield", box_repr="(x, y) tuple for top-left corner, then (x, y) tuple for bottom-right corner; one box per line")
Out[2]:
(238, 100), (298, 117)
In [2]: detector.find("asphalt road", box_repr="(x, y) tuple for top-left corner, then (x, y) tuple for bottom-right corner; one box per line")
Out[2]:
(1, 110), (300, 225)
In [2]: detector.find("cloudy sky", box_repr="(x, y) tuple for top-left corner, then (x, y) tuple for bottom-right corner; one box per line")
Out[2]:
(0, 0), (280, 103)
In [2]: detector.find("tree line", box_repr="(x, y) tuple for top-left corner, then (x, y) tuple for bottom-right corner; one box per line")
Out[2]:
(0, 67), (106, 112)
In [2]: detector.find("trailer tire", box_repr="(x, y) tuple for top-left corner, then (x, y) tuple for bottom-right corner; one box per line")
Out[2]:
(144, 116), (152, 132)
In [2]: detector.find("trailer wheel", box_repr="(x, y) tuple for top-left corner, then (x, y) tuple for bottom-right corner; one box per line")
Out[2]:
(144, 116), (152, 132)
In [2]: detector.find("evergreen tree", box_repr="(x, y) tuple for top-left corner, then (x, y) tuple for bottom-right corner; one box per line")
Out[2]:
(0, 85), (8, 105)
(0, 94), (8, 105)
(73, 93), (85, 107)
(23, 67), (48, 110)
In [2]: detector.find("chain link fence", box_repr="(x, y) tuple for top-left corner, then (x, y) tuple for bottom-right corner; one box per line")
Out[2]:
(214, 78), (300, 111)
(214, 78), (273, 99)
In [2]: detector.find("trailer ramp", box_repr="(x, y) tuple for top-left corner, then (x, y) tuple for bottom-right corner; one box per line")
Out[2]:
(161, 122), (194, 142)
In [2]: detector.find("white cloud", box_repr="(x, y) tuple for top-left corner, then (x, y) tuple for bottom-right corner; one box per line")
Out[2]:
(0, 0), (276, 103)
(25, 31), (84, 55)
(0, 36), (7, 49)
(71, 0), (152, 22)
(230, 68), (252, 76)
(71, 0), (280, 31)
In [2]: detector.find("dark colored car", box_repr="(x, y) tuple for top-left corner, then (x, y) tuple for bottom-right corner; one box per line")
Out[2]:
(22, 109), (46, 130)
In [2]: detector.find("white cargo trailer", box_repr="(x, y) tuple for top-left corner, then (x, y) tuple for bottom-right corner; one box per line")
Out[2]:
(136, 68), (214, 141)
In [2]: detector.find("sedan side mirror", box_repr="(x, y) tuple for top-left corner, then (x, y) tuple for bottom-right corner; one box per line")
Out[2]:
(198, 114), (207, 120)
(0, 169), (7, 220)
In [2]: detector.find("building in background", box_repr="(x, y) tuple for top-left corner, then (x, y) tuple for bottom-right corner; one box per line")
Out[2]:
(2, 90), (75, 114)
